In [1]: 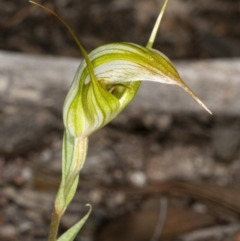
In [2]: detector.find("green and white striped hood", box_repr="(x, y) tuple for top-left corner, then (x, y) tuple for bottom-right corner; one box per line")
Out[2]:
(63, 42), (211, 138)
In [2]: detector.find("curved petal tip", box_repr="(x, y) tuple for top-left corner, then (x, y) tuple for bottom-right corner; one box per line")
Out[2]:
(179, 81), (212, 115)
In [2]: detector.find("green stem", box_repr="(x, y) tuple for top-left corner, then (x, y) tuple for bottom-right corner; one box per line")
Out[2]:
(48, 208), (63, 241)
(48, 133), (89, 240)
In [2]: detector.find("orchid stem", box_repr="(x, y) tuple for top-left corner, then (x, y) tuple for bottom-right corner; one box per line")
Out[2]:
(48, 208), (63, 241)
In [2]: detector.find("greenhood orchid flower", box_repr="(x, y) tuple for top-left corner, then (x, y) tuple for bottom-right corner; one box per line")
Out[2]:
(62, 0), (211, 139)
(30, 1), (211, 241)
(63, 41), (211, 140)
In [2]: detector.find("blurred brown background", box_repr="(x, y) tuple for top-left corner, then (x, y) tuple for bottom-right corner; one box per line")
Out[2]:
(1, 1), (240, 241)
(1, 0), (240, 59)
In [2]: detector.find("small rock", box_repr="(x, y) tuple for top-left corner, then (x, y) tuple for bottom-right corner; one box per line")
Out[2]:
(89, 189), (103, 204)
(212, 125), (240, 162)
(0, 224), (17, 241)
(192, 202), (208, 214)
(21, 167), (32, 183)
(107, 192), (126, 209)
(142, 113), (172, 131)
(128, 171), (147, 187)
(155, 114), (172, 132)
(39, 149), (52, 163)
(142, 112), (156, 128)
(18, 221), (33, 233)
(146, 146), (213, 182)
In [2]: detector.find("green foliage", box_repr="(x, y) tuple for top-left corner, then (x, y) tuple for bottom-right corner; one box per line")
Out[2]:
(57, 205), (92, 241)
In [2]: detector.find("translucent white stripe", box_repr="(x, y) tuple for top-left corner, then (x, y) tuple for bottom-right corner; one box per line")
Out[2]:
(92, 60), (175, 85)
(89, 43), (143, 60)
